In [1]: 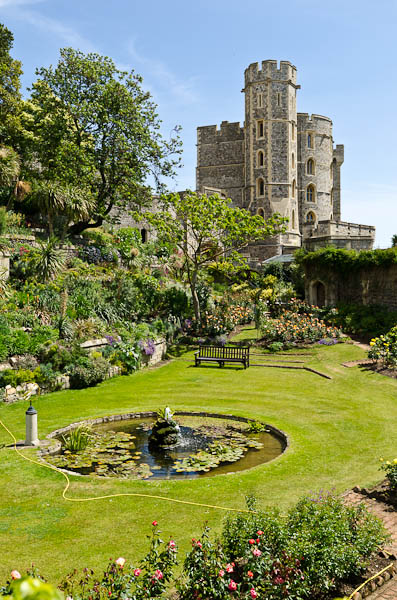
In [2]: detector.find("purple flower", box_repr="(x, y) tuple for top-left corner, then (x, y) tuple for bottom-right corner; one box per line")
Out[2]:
(139, 339), (156, 356)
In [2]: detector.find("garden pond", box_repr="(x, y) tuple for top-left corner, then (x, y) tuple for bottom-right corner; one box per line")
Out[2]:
(45, 414), (285, 480)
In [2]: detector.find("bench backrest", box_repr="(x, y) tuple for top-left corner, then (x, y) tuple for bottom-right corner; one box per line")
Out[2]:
(198, 345), (249, 359)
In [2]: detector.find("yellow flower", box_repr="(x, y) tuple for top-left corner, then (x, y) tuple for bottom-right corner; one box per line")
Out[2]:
(393, 458), (397, 464)
(369, 342), (375, 346)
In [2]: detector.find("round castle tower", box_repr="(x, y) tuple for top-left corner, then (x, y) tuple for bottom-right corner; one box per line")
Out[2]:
(297, 113), (337, 229)
(243, 60), (301, 250)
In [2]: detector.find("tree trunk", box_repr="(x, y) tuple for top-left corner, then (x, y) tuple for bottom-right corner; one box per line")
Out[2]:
(68, 217), (103, 235)
(189, 270), (201, 328)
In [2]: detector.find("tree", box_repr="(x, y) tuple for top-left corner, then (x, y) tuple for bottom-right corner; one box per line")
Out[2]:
(0, 24), (23, 146)
(392, 234), (397, 247)
(138, 191), (287, 325)
(26, 48), (181, 234)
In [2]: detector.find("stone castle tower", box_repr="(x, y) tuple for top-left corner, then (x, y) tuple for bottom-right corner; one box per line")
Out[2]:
(196, 60), (375, 263)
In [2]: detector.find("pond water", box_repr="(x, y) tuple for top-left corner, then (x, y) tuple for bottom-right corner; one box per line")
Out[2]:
(49, 415), (285, 480)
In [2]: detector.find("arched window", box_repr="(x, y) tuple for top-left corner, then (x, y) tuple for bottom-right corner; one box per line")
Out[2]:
(306, 184), (315, 203)
(277, 92), (281, 106)
(307, 159), (314, 175)
(257, 93), (263, 108)
(292, 179), (296, 198)
(330, 214), (333, 220)
(292, 210), (296, 230)
(330, 188), (334, 205)
(257, 120), (264, 138)
(307, 133), (312, 148)
(257, 178), (265, 197)
(141, 228), (147, 243)
(306, 211), (316, 224)
(257, 150), (264, 167)
(291, 123), (295, 140)
(291, 153), (295, 169)
(257, 208), (265, 219)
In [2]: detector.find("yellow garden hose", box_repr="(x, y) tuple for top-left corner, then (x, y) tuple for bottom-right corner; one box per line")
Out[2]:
(0, 418), (255, 513)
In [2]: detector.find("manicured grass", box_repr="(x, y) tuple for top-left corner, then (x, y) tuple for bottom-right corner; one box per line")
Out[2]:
(1, 339), (396, 581)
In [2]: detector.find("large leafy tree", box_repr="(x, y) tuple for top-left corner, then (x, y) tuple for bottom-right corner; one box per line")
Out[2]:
(26, 48), (181, 234)
(0, 24), (23, 146)
(138, 191), (287, 324)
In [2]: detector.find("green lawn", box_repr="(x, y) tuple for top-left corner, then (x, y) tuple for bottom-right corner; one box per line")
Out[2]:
(0, 339), (395, 581)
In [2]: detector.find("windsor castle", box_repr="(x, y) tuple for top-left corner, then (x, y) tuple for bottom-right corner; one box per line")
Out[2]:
(195, 60), (375, 263)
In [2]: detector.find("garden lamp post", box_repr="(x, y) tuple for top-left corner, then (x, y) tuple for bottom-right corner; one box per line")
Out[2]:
(25, 400), (39, 446)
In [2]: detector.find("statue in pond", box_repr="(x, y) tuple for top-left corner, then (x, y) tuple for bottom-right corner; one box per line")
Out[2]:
(148, 407), (181, 448)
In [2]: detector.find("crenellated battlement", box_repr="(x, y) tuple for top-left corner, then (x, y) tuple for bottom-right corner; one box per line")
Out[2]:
(297, 113), (333, 131)
(244, 60), (297, 86)
(197, 121), (244, 144)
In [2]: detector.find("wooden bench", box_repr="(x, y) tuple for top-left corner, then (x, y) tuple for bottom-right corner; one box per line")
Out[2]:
(194, 345), (250, 369)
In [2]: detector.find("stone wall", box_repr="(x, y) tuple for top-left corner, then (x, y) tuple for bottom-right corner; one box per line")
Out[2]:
(303, 220), (375, 251)
(304, 262), (397, 310)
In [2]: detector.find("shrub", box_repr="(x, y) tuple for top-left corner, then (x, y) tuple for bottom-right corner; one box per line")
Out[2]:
(368, 326), (397, 367)
(0, 368), (35, 388)
(286, 492), (387, 594)
(268, 341), (284, 353)
(380, 457), (397, 489)
(68, 355), (111, 389)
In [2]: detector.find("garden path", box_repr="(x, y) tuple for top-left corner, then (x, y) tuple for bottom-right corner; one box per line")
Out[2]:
(344, 490), (397, 599)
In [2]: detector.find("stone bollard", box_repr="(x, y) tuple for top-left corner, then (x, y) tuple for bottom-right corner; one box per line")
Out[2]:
(25, 402), (39, 446)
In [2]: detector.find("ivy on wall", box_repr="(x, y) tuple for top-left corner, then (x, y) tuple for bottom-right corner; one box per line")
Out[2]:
(295, 246), (397, 274)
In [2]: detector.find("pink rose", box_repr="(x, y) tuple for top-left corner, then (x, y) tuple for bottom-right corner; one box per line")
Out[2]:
(252, 549), (262, 557)
(226, 563), (234, 573)
(168, 540), (176, 550)
(154, 569), (163, 580)
(11, 570), (21, 580)
(257, 530), (263, 535)
(115, 557), (125, 568)
(250, 588), (258, 599)
(152, 521), (158, 526)
(134, 568), (141, 577)
(218, 569), (225, 577)
(228, 580), (237, 591)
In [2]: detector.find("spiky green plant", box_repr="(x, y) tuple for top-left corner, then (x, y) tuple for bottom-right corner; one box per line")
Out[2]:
(62, 426), (93, 453)
(31, 237), (66, 282)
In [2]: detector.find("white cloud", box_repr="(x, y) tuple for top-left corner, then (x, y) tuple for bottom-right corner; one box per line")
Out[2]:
(18, 10), (97, 53)
(127, 39), (199, 105)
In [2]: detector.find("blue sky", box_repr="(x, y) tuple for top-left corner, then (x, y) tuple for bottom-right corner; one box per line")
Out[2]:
(1, 0), (396, 247)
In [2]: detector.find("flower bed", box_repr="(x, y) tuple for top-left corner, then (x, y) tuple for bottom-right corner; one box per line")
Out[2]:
(2, 493), (387, 600)
(259, 310), (342, 348)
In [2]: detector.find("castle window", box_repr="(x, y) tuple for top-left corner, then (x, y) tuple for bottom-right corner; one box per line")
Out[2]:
(330, 214), (333, 220)
(277, 92), (281, 106)
(292, 123), (295, 140)
(307, 133), (312, 148)
(306, 184), (316, 203)
(257, 178), (265, 197)
(257, 208), (265, 219)
(257, 93), (263, 108)
(292, 179), (296, 198)
(257, 120), (264, 138)
(292, 153), (295, 169)
(306, 211), (316, 224)
(141, 228), (148, 243)
(330, 188), (334, 205)
(307, 159), (314, 175)
(292, 210), (296, 230)
(257, 150), (264, 167)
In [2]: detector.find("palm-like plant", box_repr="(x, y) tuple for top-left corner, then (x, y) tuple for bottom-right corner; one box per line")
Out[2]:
(32, 236), (66, 282)
(28, 180), (94, 238)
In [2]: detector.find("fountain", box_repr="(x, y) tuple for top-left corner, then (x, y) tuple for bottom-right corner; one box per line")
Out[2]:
(148, 407), (181, 448)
